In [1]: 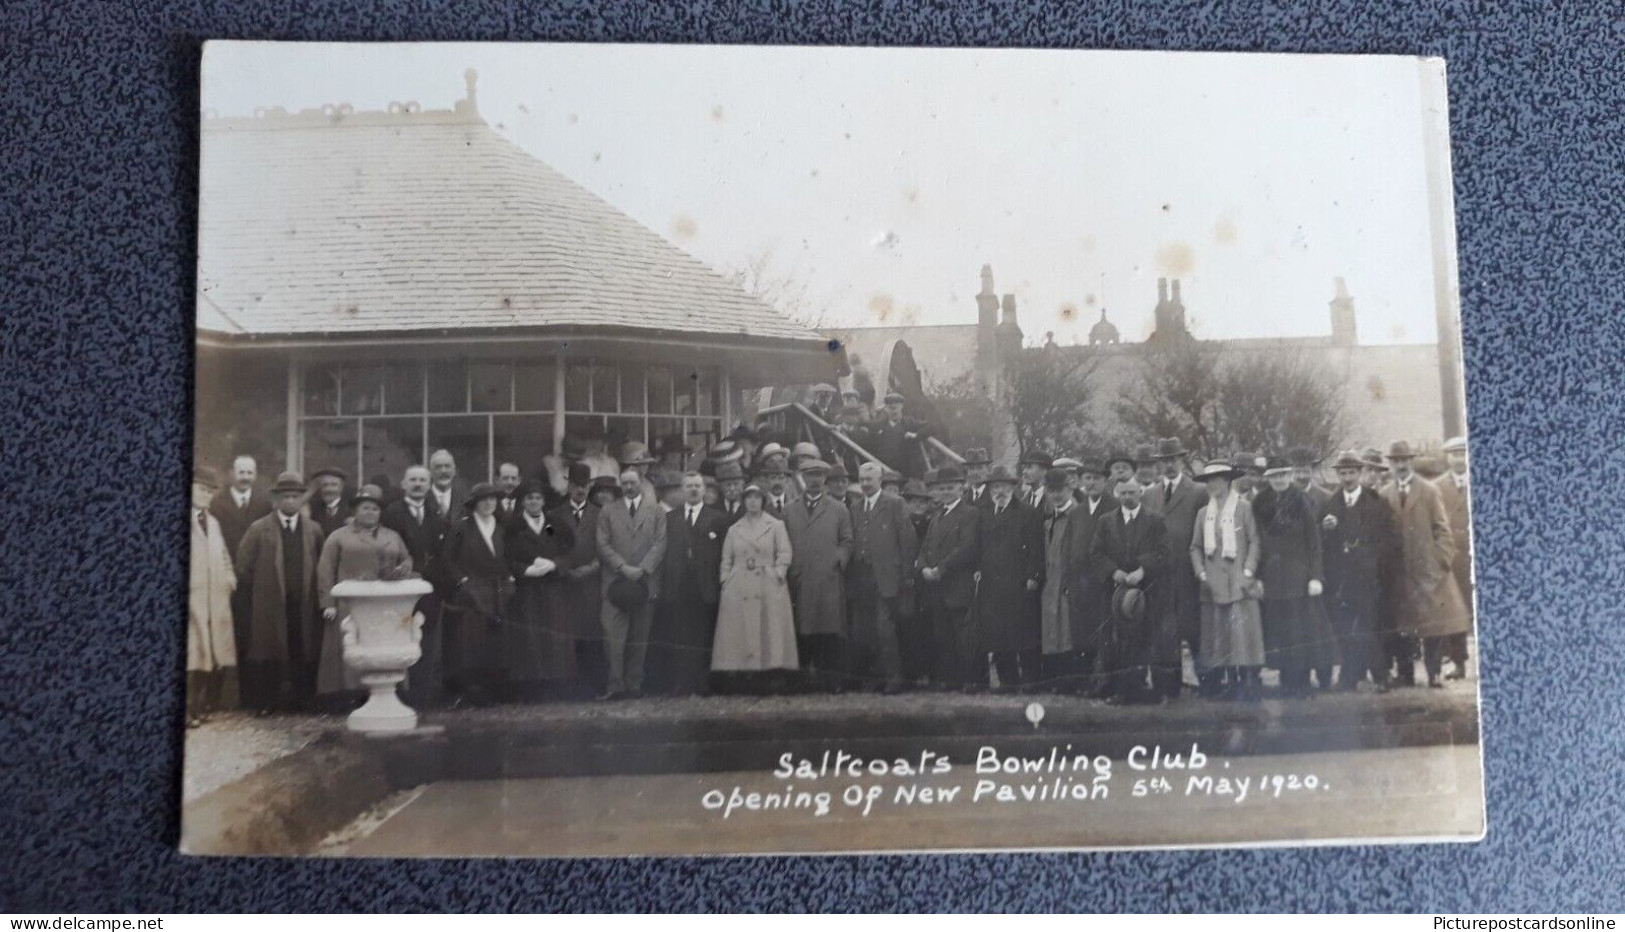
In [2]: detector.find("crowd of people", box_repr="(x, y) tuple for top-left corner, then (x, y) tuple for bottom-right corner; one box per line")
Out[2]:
(185, 398), (1474, 725)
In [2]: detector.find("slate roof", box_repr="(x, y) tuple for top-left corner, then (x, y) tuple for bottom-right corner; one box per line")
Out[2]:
(196, 100), (823, 346)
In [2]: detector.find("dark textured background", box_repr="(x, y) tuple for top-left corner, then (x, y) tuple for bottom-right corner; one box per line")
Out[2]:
(4, 0), (1624, 912)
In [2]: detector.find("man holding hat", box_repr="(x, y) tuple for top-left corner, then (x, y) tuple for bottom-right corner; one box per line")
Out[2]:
(1320, 451), (1398, 691)
(1090, 476), (1172, 704)
(976, 464), (1043, 691)
(916, 464), (982, 690)
(309, 466), (352, 540)
(233, 471), (325, 712)
(1142, 436), (1210, 698)
(549, 462), (606, 697)
(1380, 440), (1471, 688)
(1434, 436), (1473, 679)
(595, 467), (668, 699)
(188, 465), (240, 726)
(784, 458), (854, 692)
(847, 461), (919, 693)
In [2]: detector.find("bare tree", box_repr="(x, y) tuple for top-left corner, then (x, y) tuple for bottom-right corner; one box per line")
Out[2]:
(1113, 337), (1224, 456)
(1004, 345), (1104, 457)
(722, 246), (834, 330)
(924, 371), (997, 456)
(1116, 339), (1349, 458)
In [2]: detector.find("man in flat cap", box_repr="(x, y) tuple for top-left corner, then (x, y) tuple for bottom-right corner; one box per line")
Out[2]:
(234, 471), (325, 712)
(1142, 436), (1209, 698)
(917, 464), (982, 690)
(1319, 451), (1398, 691)
(1434, 436), (1473, 679)
(784, 458), (854, 691)
(1380, 440), (1471, 688)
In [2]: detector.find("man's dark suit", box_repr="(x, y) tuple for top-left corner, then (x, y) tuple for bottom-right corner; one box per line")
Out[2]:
(658, 503), (728, 695)
(381, 495), (450, 706)
(1320, 485), (1397, 688)
(974, 496), (1043, 688)
(1090, 507), (1171, 702)
(1142, 474), (1207, 695)
(849, 491), (919, 689)
(549, 497), (603, 695)
(917, 499), (982, 687)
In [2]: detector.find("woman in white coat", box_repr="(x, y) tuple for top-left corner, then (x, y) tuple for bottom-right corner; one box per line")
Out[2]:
(711, 485), (798, 689)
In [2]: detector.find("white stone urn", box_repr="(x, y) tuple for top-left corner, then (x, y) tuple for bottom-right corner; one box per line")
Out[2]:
(331, 578), (434, 733)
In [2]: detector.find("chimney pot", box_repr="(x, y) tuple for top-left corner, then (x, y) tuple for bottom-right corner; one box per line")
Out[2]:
(1171, 279), (1182, 302)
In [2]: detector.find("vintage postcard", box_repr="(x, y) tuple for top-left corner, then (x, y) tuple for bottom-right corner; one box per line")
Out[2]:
(183, 41), (1482, 856)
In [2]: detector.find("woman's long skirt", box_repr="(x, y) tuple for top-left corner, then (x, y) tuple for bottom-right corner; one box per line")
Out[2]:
(1199, 598), (1265, 668)
(1261, 596), (1336, 672)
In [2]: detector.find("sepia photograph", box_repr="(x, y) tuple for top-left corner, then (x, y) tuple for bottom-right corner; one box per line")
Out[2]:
(182, 40), (1482, 857)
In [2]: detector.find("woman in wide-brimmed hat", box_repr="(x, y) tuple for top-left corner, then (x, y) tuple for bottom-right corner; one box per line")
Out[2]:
(439, 482), (514, 705)
(711, 484), (799, 692)
(1252, 458), (1335, 698)
(1188, 462), (1265, 700)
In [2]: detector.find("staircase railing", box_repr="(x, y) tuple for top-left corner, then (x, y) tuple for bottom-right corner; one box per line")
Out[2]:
(755, 402), (966, 477)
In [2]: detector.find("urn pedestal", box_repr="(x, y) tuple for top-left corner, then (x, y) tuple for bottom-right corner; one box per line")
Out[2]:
(331, 578), (434, 734)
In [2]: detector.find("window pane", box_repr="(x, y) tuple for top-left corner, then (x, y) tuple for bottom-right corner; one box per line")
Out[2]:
(565, 415), (607, 455)
(361, 417), (423, 495)
(342, 366), (384, 415)
(385, 363), (424, 415)
(565, 361), (590, 412)
(427, 415), (490, 487)
(591, 364), (619, 413)
(493, 414), (554, 491)
(646, 366), (673, 415)
(694, 367), (716, 417)
(303, 365), (340, 417)
(470, 362), (512, 413)
(427, 360), (468, 413)
(620, 363), (646, 414)
(303, 418), (358, 484)
(674, 368), (697, 416)
(514, 360), (555, 411)
(603, 416), (645, 453)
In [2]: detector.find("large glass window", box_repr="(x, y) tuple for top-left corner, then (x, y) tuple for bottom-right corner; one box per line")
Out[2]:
(299, 358), (721, 486)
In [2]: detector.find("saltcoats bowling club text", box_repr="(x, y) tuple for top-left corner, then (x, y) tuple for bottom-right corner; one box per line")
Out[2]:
(699, 744), (1253, 820)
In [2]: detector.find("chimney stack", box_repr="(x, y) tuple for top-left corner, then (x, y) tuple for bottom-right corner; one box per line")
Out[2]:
(1001, 293), (1018, 325)
(1329, 276), (1357, 345)
(1170, 279), (1182, 304)
(1157, 278), (1168, 303)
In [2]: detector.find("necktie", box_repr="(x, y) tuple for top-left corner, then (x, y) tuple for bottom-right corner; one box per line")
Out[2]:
(197, 510), (208, 536)
(573, 507), (583, 525)
(284, 517), (294, 532)
(1165, 480), (1174, 501)
(688, 506), (697, 527)
(1400, 482), (1409, 508)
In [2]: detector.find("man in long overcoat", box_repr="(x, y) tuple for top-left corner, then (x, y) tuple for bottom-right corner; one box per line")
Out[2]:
(234, 471), (324, 712)
(917, 465), (981, 689)
(847, 461), (918, 692)
(1320, 451), (1398, 691)
(784, 459), (854, 691)
(1091, 477), (1171, 704)
(975, 465), (1042, 691)
(1141, 436), (1208, 698)
(1434, 436), (1474, 679)
(549, 462), (603, 697)
(1380, 441), (1471, 687)
(188, 466), (238, 726)
(658, 472), (728, 695)
(1067, 461), (1118, 696)
(597, 467), (668, 698)
(210, 455), (272, 674)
